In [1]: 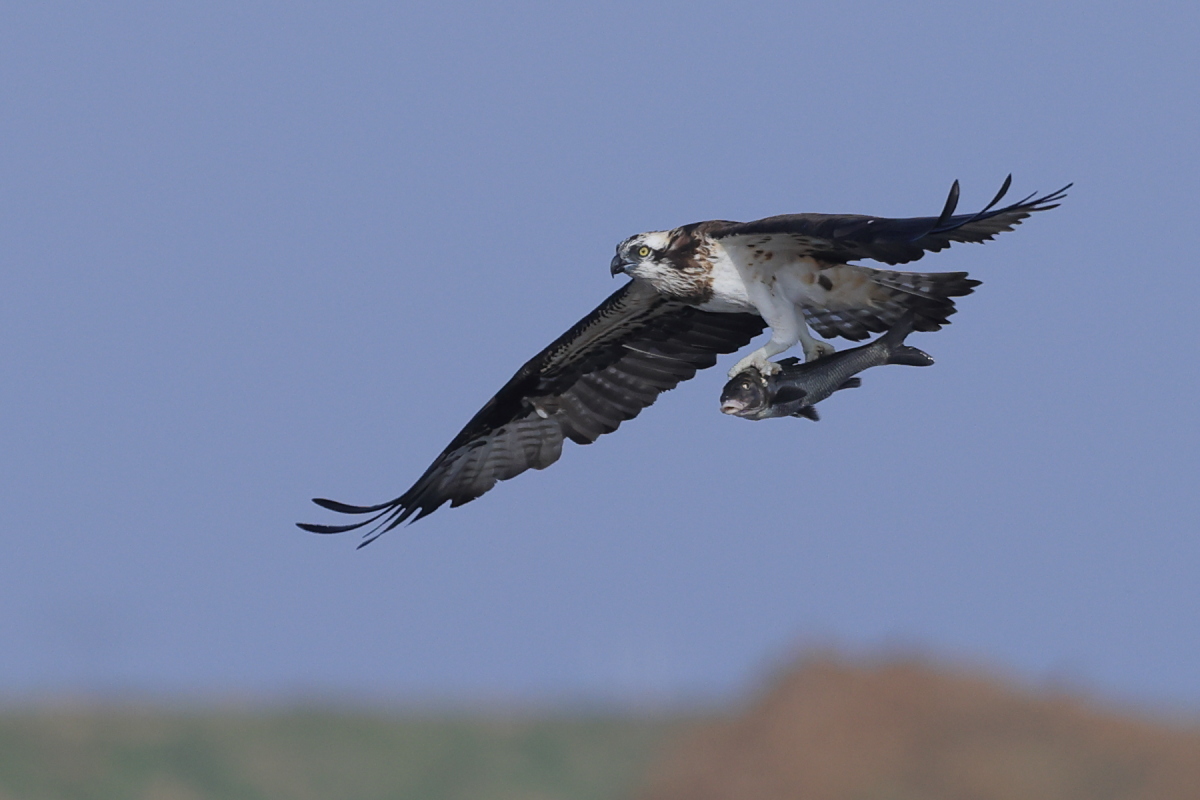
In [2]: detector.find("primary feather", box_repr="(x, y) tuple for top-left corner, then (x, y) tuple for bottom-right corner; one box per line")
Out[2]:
(301, 177), (1068, 543)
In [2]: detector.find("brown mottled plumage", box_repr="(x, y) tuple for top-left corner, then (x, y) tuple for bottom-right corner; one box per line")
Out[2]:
(301, 177), (1067, 542)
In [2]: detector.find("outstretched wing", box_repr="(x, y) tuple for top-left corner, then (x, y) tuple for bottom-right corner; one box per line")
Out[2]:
(701, 176), (1071, 265)
(298, 280), (765, 546)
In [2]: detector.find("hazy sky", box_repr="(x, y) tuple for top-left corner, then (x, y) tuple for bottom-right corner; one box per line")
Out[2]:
(2, 1), (1198, 710)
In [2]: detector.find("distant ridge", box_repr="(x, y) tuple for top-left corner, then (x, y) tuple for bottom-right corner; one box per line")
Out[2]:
(639, 653), (1200, 800)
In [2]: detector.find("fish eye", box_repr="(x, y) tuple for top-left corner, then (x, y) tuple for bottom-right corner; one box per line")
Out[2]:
(637, 245), (651, 258)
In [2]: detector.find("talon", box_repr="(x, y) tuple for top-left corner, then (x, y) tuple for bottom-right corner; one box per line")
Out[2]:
(729, 352), (782, 378)
(804, 340), (836, 362)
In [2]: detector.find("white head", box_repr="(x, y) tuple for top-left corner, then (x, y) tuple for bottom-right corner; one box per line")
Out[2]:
(609, 231), (674, 280)
(608, 228), (714, 303)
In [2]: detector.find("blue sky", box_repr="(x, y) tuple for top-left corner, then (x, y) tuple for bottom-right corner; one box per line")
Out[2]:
(2, 1), (1198, 710)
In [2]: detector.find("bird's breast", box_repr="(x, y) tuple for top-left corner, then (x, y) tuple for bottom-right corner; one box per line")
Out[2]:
(695, 247), (758, 313)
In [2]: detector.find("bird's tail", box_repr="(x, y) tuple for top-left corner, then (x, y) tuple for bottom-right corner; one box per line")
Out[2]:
(803, 266), (980, 342)
(867, 268), (981, 332)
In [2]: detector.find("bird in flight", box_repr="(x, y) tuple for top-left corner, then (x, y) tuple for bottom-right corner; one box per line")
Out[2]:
(300, 176), (1068, 545)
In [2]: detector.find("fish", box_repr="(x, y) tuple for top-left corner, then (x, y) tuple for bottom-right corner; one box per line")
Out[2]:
(718, 314), (934, 421)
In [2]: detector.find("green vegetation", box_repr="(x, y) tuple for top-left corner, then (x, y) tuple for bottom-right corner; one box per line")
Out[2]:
(0, 707), (691, 800)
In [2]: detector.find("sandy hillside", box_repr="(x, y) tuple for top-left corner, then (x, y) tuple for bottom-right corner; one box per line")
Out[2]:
(639, 654), (1200, 800)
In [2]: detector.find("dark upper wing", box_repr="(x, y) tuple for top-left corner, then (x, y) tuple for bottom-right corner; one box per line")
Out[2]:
(700, 176), (1071, 266)
(298, 280), (765, 546)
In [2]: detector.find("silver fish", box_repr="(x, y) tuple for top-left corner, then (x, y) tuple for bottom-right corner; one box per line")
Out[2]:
(719, 314), (934, 421)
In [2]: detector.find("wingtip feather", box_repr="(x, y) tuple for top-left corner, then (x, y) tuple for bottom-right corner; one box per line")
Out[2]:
(982, 174), (1013, 214)
(935, 180), (961, 229)
(312, 497), (397, 514)
(297, 520), (372, 534)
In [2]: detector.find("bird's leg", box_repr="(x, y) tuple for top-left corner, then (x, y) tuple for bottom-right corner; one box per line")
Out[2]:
(796, 323), (836, 362)
(729, 297), (833, 377)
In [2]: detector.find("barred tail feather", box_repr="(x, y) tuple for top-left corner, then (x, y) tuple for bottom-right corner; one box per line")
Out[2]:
(803, 268), (980, 341)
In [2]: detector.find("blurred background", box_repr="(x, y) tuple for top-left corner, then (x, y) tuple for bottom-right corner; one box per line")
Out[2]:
(2, 1), (1198, 797)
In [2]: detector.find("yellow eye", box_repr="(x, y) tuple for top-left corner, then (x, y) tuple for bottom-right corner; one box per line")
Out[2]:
(637, 245), (651, 257)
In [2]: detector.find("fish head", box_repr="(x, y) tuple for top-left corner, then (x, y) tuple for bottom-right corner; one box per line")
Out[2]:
(720, 369), (769, 416)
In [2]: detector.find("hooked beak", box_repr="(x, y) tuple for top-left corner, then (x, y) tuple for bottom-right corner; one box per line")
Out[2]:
(610, 254), (628, 276)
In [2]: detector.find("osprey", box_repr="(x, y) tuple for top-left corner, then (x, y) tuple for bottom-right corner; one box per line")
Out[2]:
(301, 177), (1068, 545)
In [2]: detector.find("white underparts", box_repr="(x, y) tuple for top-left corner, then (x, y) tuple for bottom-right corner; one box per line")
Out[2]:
(702, 242), (836, 375)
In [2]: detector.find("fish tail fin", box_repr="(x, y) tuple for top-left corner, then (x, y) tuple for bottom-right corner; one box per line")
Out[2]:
(877, 311), (917, 347)
(887, 345), (935, 367)
(878, 312), (934, 367)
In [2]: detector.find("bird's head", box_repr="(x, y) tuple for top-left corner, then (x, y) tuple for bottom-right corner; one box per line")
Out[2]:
(610, 231), (674, 279)
(609, 226), (713, 304)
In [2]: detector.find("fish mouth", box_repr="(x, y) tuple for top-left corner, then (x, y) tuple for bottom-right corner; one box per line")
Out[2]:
(720, 399), (748, 415)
